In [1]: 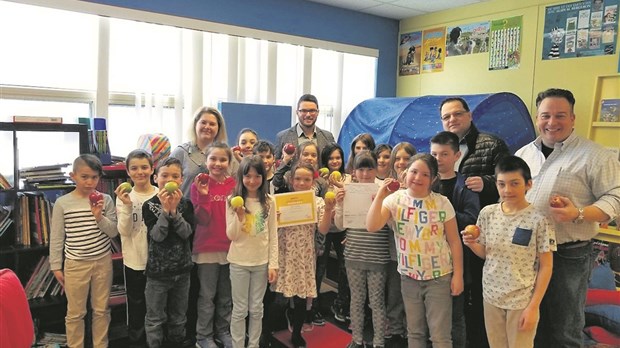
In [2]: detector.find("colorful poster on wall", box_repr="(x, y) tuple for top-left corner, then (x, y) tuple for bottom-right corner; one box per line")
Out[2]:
(489, 16), (523, 70)
(399, 31), (422, 76)
(543, 0), (619, 60)
(422, 27), (446, 73)
(446, 21), (490, 56)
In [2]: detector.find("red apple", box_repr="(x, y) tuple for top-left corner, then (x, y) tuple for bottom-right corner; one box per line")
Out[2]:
(464, 225), (480, 239)
(549, 196), (563, 208)
(197, 173), (210, 185)
(313, 170), (320, 179)
(89, 191), (103, 205)
(283, 143), (296, 155)
(231, 145), (241, 153)
(387, 181), (400, 192)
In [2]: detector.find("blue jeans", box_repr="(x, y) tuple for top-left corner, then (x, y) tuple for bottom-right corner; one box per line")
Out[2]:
(196, 263), (232, 340)
(229, 263), (268, 348)
(401, 274), (452, 348)
(535, 242), (592, 348)
(145, 273), (191, 348)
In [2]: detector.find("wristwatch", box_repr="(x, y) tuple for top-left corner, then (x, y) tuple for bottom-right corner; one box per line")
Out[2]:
(573, 207), (584, 224)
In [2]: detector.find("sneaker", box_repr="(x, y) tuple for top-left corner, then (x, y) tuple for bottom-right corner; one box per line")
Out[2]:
(195, 338), (218, 348)
(215, 332), (233, 348)
(331, 303), (347, 322)
(312, 310), (326, 326)
(346, 341), (364, 348)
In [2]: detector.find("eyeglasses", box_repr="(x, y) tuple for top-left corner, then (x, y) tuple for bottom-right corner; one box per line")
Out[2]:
(298, 109), (319, 115)
(441, 110), (468, 121)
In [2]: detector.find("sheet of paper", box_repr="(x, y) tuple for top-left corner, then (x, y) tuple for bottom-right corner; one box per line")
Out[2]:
(343, 183), (377, 229)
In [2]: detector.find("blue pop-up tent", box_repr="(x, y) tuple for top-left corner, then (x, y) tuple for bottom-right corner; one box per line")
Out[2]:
(338, 92), (536, 159)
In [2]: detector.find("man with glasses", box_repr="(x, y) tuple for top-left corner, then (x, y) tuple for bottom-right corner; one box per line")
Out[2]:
(275, 94), (335, 159)
(439, 97), (509, 348)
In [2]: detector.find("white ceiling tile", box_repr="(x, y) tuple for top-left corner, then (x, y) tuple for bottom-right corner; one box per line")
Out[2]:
(390, 0), (481, 12)
(305, 0), (486, 19)
(361, 4), (426, 19)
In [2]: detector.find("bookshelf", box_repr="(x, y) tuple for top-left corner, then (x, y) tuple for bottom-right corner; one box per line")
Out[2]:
(0, 122), (128, 343)
(0, 122), (89, 339)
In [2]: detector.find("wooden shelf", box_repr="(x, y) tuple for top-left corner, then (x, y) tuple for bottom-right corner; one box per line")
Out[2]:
(596, 227), (620, 244)
(592, 122), (620, 128)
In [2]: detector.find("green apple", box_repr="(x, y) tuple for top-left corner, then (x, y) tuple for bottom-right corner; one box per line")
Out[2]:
(164, 181), (179, 193)
(118, 182), (132, 193)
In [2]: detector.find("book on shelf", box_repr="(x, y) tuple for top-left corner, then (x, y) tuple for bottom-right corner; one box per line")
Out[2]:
(14, 193), (53, 246)
(599, 99), (620, 122)
(0, 205), (12, 238)
(0, 173), (12, 189)
(20, 163), (70, 173)
(12, 115), (63, 124)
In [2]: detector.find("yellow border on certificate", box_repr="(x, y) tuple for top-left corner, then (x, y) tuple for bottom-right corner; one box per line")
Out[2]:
(274, 190), (317, 228)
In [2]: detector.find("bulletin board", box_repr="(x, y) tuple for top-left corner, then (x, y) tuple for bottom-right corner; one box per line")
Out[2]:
(219, 102), (292, 145)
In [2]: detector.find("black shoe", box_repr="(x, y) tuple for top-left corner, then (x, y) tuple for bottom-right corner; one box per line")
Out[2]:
(312, 310), (326, 326)
(259, 332), (272, 348)
(331, 303), (347, 322)
(291, 333), (306, 348)
(346, 341), (364, 348)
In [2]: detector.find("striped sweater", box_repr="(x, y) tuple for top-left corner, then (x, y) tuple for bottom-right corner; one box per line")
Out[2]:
(334, 187), (391, 271)
(49, 192), (118, 270)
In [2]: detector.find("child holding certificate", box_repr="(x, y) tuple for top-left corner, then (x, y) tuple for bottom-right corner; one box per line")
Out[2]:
(367, 154), (464, 348)
(334, 151), (391, 348)
(226, 155), (278, 348)
(271, 162), (335, 348)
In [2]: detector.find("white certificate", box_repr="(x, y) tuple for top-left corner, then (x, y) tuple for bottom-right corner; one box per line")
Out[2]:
(274, 190), (317, 227)
(343, 183), (377, 229)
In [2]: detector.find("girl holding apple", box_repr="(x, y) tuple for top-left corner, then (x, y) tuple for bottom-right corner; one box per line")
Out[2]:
(191, 143), (236, 348)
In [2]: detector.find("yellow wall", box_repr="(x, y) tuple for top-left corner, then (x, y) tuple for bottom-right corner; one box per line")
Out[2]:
(397, 0), (619, 148)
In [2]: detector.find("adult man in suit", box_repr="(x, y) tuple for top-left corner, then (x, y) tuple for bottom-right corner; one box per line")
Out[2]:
(275, 94), (335, 160)
(440, 96), (510, 348)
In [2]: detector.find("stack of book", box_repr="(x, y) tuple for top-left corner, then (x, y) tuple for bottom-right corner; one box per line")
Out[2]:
(0, 205), (13, 239)
(15, 193), (52, 246)
(0, 173), (12, 189)
(24, 256), (63, 300)
(20, 164), (71, 189)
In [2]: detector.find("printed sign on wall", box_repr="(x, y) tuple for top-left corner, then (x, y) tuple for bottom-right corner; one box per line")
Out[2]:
(399, 31), (422, 76)
(446, 21), (491, 56)
(543, 0), (619, 60)
(489, 16), (523, 70)
(422, 27), (447, 73)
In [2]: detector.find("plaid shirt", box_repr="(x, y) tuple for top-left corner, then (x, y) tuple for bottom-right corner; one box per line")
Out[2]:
(515, 132), (620, 244)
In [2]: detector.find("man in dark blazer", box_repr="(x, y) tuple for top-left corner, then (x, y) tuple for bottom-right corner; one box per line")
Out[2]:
(275, 94), (335, 159)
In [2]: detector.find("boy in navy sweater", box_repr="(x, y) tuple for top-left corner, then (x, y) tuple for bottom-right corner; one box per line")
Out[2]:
(143, 157), (195, 348)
